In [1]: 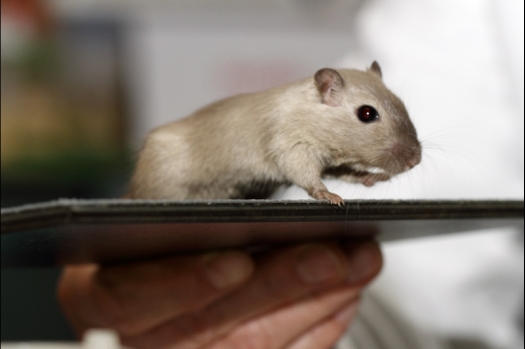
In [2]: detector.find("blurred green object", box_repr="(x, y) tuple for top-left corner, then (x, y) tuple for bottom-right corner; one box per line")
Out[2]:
(1, 147), (132, 184)
(16, 39), (59, 83)
(1, 148), (133, 208)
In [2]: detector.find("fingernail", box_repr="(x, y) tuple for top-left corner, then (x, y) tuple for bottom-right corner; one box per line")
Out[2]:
(335, 300), (359, 324)
(204, 252), (254, 290)
(345, 242), (382, 284)
(296, 245), (345, 284)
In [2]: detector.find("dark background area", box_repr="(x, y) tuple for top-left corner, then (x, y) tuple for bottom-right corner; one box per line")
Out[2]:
(1, 268), (75, 341)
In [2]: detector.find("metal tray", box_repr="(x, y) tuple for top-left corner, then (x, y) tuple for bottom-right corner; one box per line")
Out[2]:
(1, 199), (523, 267)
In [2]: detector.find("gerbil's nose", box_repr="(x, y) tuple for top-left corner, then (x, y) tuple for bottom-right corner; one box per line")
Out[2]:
(405, 151), (421, 169)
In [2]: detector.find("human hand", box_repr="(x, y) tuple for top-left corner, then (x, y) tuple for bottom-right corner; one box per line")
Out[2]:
(57, 240), (382, 349)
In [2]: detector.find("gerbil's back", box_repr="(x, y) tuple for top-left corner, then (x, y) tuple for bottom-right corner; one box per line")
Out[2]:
(128, 90), (282, 199)
(179, 92), (279, 171)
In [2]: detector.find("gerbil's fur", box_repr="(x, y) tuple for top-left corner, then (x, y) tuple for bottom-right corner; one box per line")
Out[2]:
(127, 62), (421, 205)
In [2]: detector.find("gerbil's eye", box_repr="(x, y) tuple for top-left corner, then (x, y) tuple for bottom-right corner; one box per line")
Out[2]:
(357, 105), (379, 123)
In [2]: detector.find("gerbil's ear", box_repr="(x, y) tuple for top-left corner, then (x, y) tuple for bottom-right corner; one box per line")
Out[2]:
(368, 61), (382, 79)
(314, 68), (344, 107)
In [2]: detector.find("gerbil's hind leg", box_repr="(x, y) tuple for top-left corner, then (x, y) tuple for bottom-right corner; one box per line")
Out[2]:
(240, 181), (283, 200)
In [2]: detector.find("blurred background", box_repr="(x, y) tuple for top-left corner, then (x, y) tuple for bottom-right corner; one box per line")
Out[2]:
(1, 0), (367, 341)
(1, 0), (523, 347)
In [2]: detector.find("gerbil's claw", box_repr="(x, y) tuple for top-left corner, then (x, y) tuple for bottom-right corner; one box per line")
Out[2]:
(314, 190), (344, 207)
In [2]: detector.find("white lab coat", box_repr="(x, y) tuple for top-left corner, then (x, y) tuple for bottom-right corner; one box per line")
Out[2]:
(277, 0), (524, 348)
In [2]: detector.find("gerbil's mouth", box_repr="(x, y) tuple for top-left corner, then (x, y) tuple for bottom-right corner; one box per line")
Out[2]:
(361, 166), (387, 175)
(323, 163), (388, 178)
(322, 163), (392, 187)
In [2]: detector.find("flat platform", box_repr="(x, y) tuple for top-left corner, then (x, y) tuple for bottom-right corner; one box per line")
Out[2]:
(1, 199), (523, 267)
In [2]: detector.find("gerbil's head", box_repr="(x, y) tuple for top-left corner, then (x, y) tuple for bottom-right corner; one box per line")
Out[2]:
(314, 62), (421, 177)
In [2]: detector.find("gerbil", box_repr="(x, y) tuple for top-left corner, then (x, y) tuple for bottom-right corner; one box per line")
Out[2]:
(127, 62), (421, 206)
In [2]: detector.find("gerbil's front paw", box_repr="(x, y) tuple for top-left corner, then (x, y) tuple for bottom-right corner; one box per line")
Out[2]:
(358, 173), (391, 187)
(313, 190), (344, 207)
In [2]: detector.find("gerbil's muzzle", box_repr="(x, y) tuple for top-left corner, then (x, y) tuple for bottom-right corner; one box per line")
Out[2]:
(404, 144), (422, 170)
(406, 151), (421, 169)
(387, 142), (421, 173)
